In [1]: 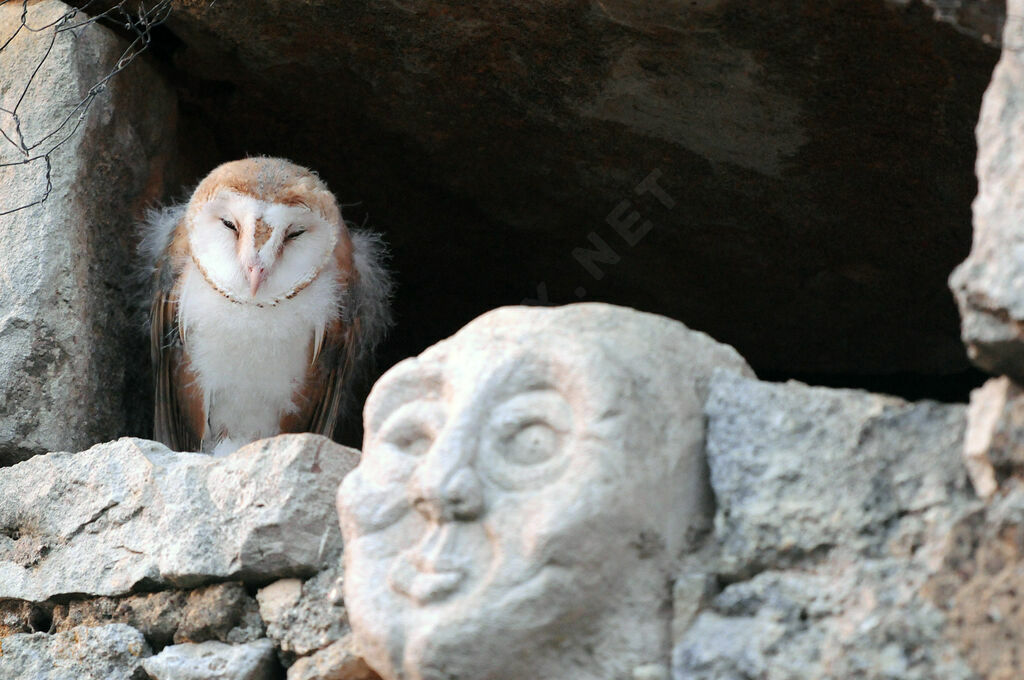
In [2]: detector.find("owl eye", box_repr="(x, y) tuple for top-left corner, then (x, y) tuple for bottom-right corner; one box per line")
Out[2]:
(220, 218), (237, 233)
(285, 229), (306, 241)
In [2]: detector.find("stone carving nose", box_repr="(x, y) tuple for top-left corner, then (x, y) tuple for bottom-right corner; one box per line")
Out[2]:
(410, 465), (484, 523)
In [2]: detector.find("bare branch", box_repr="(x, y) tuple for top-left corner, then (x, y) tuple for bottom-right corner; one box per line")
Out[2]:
(0, 0), (174, 216)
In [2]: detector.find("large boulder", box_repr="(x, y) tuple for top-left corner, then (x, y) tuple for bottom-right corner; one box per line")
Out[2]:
(0, 0), (176, 465)
(0, 434), (357, 602)
(675, 372), (979, 678)
(706, 370), (971, 579)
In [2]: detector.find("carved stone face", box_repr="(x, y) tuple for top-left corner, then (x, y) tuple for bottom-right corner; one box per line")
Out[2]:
(338, 304), (746, 680)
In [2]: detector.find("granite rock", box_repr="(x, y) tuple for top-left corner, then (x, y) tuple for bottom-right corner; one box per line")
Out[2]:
(675, 372), (981, 679)
(706, 370), (971, 579)
(674, 561), (976, 680)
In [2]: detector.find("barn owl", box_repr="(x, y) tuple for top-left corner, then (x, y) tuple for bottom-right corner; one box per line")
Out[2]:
(139, 157), (392, 455)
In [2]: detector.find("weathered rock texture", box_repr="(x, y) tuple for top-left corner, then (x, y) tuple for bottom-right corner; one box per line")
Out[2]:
(675, 371), (980, 679)
(962, 376), (1024, 498)
(340, 304), (751, 680)
(257, 564), (348, 664)
(49, 581), (264, 648)
(931, 372), (1024, 679)
(0, 433), (380, 678)
(286, 634), (381, 680)
(951, 0), (1024, 380)
(0, 623), (151, 680)
(1, 301), (1021, 678)
(707, 369), (971, 580)
(148, 0), (996, 384)
(0, 434), (357, 601)
(925, 483), (1024, 680)
(142, 638), (279, 680)
(0, 0), (175, 465)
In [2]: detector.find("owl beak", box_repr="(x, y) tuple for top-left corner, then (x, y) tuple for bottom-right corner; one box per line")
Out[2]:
(246, 263), (267, 295)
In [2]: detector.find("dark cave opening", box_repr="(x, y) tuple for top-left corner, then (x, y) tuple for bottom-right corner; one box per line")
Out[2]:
(127, 0), (1001, 424)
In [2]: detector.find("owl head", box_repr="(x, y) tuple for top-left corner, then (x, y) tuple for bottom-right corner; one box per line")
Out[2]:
(184, 157), (344, 304)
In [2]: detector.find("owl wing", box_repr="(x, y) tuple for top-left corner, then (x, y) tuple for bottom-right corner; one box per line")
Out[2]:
(305, 319), (362, 438)
(151, 283), (207, 453)
(144, 205), (205, 452)
(302, 229), (392, 439)
(150, 288), (192, 450)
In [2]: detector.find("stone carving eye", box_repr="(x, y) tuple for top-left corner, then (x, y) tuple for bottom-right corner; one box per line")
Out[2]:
(365, 401), (444, 484)
(482, 389), (572, 489)
(501, 420), (559, 466)
(377, 402), (445, 456)
(386, 423), (433, 457)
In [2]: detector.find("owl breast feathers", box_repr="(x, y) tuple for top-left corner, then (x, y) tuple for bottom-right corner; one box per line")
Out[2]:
(139, 157), (392, 455)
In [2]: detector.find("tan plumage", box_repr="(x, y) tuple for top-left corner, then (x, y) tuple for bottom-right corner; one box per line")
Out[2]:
(140, 157), (391, 454)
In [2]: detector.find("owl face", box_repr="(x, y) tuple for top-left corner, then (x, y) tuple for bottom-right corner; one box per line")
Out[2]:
(188, 189), (339, 304)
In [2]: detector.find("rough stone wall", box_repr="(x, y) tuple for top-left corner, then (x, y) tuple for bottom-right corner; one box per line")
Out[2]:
(0, 0), (176, 466)
(675, 371), (979, 679)
(0, 0), (1020, 678)
(0, 366), (1004, 680)
(0, 435), (374, 680)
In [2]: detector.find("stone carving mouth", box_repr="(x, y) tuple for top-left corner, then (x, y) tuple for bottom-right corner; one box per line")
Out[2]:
(387, 525), (470, 604)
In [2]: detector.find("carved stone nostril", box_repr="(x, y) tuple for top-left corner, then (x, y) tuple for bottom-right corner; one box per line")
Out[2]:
(410, 467), (483, 522)
(445, 469), (483, 520)
(411, 497), (435, 520)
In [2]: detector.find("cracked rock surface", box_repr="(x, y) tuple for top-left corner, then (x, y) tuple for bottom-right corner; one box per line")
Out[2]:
(706, 370), (972, 580)
(0, 623), (151, 680)
(674, 372), (980, 679)
(0, 435), (358, 601)
(0, 0), (175, 465)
